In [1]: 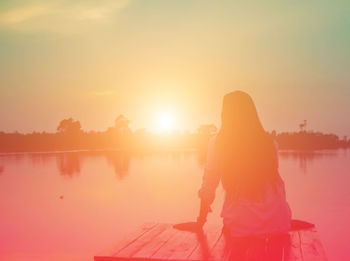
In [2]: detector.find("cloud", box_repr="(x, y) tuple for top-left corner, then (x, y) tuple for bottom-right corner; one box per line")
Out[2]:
(0, 0), (131, 33)
(0, 3), (53, 24)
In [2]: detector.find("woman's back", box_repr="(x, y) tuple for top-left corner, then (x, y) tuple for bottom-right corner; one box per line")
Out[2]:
(198, 91), (291, 237)
(199, 135), (291, 237)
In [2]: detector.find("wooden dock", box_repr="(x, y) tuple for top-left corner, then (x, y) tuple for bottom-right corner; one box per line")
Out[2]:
(94, 223), (327, 261)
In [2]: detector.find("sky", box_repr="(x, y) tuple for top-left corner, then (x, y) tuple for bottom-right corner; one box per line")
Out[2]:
(0, 0), (349, 136)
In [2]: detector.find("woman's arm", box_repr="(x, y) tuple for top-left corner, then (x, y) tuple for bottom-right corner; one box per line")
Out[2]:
(173, 135), (220, 231)
(197, 135), (221, 226)
(196, 199), (212, 226)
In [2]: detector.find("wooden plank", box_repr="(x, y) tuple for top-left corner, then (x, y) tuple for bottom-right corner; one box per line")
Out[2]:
(166, 231), (200, 260)
(151, 227), (199, 260)
(188, 224), (223, 261)
(94, 223), (158, 261)
(211, 230), (229, 261)
(95, 223), (327, 261)
(131, 224), (175, 259)
(299, 229), (327, 261)
(116, 223), (171, 258)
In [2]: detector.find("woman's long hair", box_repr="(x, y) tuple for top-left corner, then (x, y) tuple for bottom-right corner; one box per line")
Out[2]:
(215, 91), (280, 201)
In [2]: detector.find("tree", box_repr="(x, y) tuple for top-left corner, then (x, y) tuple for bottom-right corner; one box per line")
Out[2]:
(114, 114), (131, 134)
(57, 118), (82, 135)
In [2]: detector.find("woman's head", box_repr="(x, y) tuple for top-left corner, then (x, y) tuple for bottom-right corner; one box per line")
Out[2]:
(216, 91), (279, 200)
(220, 91), (264, 135)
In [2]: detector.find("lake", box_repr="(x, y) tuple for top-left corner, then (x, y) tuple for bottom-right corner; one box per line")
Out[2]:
(0, 149), (349, 261)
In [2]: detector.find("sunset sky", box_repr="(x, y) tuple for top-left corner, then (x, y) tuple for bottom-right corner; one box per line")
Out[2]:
(0, 0), (349, 136)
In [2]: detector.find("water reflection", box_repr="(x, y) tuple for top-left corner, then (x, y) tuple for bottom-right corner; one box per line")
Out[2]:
(0, 150), (340, 179)
(105, 151), (130, 179)
(56, 152), (81, 177)
(54, 151), (132, 179)
(278, 150), (337, 173)
(29, 153), (52, 167)
(0, 149), (349, 261)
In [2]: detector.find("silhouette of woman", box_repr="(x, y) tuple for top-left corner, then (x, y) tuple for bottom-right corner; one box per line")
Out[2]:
(175, 91), (292, 260)
(197, 91), (291, 234)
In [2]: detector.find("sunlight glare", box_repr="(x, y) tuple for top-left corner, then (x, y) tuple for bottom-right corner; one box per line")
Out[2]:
(155, 111), (175, 133)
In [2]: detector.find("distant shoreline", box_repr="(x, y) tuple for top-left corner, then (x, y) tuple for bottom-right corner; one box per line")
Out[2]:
(0, 147), (348, 156)
(0, 148), (198, 155)
(1, 118), (349, 153)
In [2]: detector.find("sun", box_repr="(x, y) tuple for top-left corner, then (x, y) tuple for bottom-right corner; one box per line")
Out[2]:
(155, 111), (175, 133)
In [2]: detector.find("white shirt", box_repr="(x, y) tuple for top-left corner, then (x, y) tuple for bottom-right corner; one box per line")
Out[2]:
(198, 135), (292, 237)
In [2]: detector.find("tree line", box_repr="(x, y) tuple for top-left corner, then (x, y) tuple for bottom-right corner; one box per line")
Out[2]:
(0, 115), (348, 153)
(0, 115), (216, 153)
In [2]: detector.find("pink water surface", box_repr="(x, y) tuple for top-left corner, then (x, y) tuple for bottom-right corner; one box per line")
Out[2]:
(0, 150), (349, 260)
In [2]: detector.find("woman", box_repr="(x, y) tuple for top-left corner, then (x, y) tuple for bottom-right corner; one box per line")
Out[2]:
(193, 91), (291, 237)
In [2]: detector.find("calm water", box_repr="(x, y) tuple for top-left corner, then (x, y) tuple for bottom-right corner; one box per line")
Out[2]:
(0, 149), (349, 261)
